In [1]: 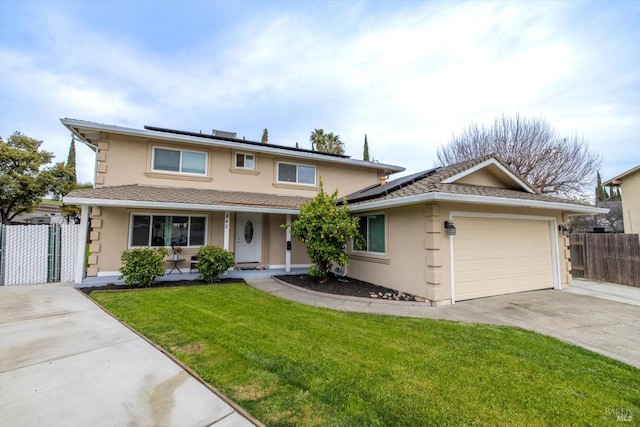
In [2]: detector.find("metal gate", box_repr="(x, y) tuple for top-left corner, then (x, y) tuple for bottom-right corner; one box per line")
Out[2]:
(0, 224), (81, 286)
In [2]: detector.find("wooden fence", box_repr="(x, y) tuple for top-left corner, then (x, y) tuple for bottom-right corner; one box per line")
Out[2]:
(570, 233), (640, 287)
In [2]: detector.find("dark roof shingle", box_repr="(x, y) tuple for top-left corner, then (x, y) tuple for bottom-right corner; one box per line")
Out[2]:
(345, 154), (590, 207)
(66, 185), (310, 210)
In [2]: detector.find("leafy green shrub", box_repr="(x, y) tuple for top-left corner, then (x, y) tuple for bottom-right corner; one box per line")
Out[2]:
(284, 181), (364, 283)
(196, 245), (235, 282)
(119, 247), (169, 287)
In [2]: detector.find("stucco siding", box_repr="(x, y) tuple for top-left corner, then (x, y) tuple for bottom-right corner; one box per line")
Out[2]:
(347, 202), (570, 304)
(620, 170), (640, 234)
(348, 204), (431, 298)
(89, 208), (225, 276)
(94, 132), (381, 197)
(455, 167), (514, 188)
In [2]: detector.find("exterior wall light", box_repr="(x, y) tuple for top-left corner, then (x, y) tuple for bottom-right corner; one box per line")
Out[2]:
(444, 220), (456, 236)
(558, 224), (570, 237)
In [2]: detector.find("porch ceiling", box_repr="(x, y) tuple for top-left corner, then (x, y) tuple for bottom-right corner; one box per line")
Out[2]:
(64, 184), (310, 213)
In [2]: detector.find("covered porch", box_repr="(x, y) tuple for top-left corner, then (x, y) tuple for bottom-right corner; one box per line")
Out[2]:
(63, 184), (312, 285)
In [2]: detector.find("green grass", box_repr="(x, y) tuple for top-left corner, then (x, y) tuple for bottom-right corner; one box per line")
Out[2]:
(92, 284), (640, 426)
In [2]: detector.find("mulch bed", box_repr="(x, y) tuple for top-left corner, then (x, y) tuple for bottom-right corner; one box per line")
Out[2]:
(80, 274), (418, 302)
(275, 274), (418, 301)
(79, 278), (245, 294)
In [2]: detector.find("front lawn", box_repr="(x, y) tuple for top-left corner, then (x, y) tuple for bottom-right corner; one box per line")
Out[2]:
(92, 284), (639, 426)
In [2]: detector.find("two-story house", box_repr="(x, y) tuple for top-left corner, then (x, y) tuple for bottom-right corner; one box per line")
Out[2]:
(63, 118), (605, 305)
(62, 118), (402, 279)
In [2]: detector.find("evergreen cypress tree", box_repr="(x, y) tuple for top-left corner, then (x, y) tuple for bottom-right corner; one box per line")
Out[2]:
(261, 128), (268, 144)
(595, 171), (608, 202)
(363, 134), (370, 161)
(66, 135), (77, 185)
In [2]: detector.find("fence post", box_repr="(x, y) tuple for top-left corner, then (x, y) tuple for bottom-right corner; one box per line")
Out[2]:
(48, 224), (62, 282)
(0, 225), (5, 286)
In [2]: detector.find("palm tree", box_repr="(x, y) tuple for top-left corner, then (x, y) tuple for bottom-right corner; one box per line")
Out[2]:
(324, 132), (345, 155)
(310, 129), (325, 152)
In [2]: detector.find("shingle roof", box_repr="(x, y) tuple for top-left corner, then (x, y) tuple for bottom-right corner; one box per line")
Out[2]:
(344, 154), (590, 207)
(65, 185), (311, 210)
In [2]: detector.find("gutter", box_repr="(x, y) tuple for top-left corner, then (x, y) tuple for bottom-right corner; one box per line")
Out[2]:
(62, 196), (300, 215)
(60, 118), (405, 175)
(347, 192), (608, 215)
(65, 191), (607, 216)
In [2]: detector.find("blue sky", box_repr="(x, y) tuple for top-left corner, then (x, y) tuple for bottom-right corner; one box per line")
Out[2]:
(1, 0), (639, 189)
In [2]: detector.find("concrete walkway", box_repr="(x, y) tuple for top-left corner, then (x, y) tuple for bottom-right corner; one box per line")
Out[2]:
(564, 279), (640, 307)
(0, 283), (260, 427)
(246, 277), (640, 368)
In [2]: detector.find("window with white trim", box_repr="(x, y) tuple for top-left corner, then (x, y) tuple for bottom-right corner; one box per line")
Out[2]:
(235, 152), (255, 169)
(355, 214), (385, 254)
(152, 147), (207, 175)
(130, 215), (206, 247)
(277, 162), (316, 185)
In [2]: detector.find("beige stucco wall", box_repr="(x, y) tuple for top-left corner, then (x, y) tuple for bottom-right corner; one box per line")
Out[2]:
(87, 208), (308, 276)
(262, 214), (311, 266)
(347, 202), (570, 305)
(455, 167), (514, 188)
(620, 170), (640, 234)
(94, 132), (381, 198)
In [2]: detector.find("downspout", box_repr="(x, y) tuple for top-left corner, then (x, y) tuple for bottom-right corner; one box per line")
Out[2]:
(285, 214), (291, 273)
(75, 204), (89, 284)
(551, 219), (562, 290)
(449, 215), (456, 305)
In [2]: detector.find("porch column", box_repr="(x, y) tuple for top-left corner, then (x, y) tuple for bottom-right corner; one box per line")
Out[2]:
(285, 214), (291, 273)
(75, 204), (90, 284)
(223, 211), (230, 251)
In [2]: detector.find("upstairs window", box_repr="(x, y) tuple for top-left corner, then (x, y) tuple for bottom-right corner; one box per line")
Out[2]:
(235, 152), (255, 169)
(153, 147), (207, 175)
(355, 214), (386, 254)
(130, 215), (206, 248)
(277, 162), (316, 185)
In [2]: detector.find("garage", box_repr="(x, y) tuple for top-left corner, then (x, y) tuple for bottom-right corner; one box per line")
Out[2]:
(453, 215), (556, 301)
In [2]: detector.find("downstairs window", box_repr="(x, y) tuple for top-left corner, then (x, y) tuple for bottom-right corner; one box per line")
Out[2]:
(130, 215), (206, 247)
(355, 214), (385, 254)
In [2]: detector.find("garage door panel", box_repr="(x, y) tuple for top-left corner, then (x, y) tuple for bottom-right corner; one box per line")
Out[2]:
(454, 217), (554, 301)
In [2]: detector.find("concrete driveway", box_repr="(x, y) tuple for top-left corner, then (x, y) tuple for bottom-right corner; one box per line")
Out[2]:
(440, 289), (640, 368)
(0, 283), (259, 427)
(249, 278), (640, 369)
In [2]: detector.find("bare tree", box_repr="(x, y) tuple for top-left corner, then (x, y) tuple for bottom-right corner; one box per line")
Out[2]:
(436, 114), (601, 197)
(596, 201), (624, 232)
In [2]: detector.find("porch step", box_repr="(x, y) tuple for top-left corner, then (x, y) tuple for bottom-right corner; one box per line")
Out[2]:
(234, 263), (266, 270)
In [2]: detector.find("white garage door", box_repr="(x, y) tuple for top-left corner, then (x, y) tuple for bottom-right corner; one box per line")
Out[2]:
(453, 216), (554, 301)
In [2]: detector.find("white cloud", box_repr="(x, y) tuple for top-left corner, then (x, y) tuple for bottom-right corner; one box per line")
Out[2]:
(0, 0), (638, 184)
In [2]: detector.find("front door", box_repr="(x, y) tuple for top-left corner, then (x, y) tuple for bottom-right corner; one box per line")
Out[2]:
(235, 213), (262, 263)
